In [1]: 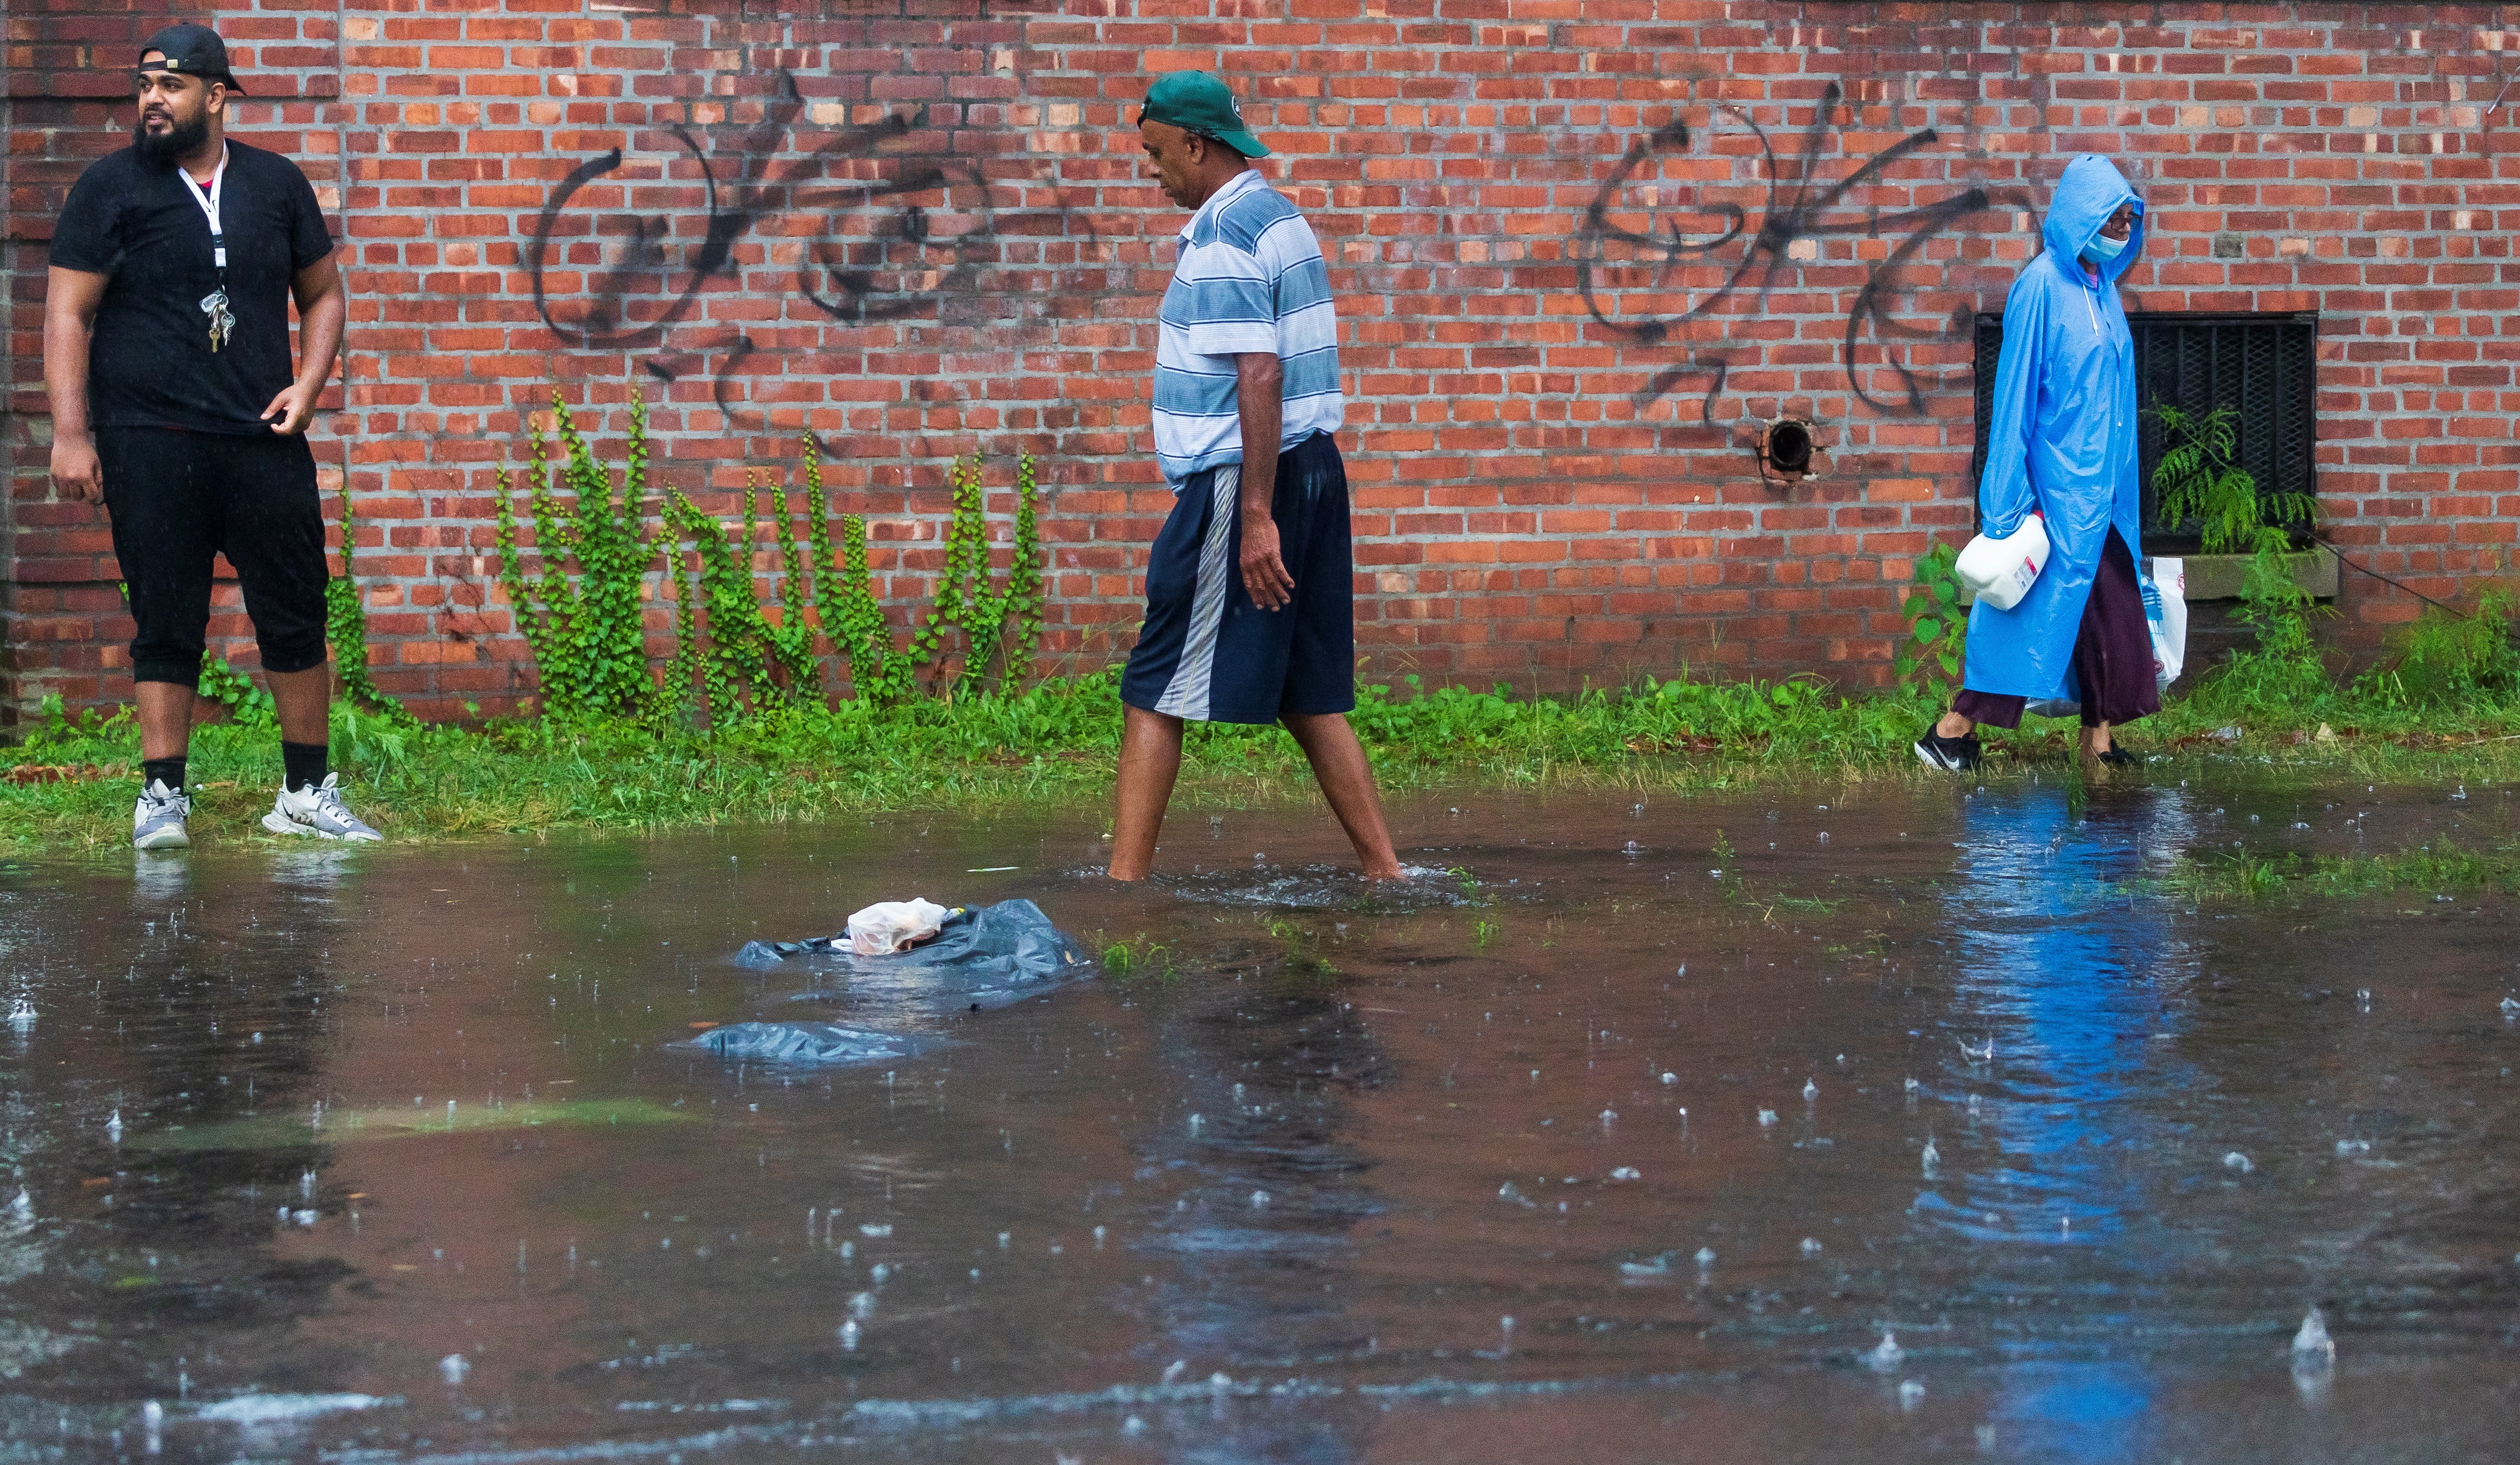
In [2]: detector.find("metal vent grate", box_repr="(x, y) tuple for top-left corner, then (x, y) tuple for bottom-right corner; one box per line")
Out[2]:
(1971, 311), (2319, 552)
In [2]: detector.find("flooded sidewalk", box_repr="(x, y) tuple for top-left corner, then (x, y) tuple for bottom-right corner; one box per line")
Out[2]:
(0, 778), (2514, 1462)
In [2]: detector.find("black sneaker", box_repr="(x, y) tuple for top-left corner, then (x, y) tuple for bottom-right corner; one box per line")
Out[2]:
(1913, 730), (1981, 772)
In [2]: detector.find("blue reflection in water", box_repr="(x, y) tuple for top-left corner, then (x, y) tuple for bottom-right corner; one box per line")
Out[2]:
(1932, 784), (2206, 1461)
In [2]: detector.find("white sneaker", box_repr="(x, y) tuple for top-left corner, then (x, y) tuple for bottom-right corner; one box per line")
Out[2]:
(132, 779), (191, 850)
(261, 774), (382, 842)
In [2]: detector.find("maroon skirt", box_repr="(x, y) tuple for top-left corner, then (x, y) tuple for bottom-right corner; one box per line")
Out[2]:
(1955, 528), (2159, 730)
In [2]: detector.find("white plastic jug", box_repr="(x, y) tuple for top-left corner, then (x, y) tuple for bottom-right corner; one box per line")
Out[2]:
(1956, 512), (2049, 612)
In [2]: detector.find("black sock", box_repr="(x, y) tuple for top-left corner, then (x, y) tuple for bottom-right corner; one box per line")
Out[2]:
(281, 741), (329, 794)
(142, 757), (186, 794)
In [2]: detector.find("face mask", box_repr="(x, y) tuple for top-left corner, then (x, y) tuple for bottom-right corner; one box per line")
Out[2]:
(2085, 229), (2127, 262)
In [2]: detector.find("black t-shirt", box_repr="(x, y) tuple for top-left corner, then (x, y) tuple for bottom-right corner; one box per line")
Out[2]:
(49, 140), (336, 435)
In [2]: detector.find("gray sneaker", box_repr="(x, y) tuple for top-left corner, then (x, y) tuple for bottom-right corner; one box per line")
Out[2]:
(260, 774), (382, 842)
(132, 779), (191, 850)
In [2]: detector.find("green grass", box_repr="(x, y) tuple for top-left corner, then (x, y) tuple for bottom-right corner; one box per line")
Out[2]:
(4, 660), (2516, 853)
(2146, 837), (2520, 906)
(127, 1097), (698, 1152)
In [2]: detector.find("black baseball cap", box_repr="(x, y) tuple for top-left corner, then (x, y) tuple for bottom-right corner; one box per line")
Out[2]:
(138, 23), (246, 93)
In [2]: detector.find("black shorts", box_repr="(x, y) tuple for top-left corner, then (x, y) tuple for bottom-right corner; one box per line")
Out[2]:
(1120, 432), (1355, 725)
(96, 427), (329, 686)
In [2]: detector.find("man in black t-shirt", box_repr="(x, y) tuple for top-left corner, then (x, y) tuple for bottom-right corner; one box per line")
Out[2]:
(45, 23), (380, 848)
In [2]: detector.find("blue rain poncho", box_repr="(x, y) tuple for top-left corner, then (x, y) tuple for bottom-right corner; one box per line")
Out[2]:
(1963, 156), (2149, 702)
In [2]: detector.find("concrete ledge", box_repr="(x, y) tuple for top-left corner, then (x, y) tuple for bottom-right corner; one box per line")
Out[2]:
(2177, 548), (2339, 601)
(1957, 547), (2338, 606)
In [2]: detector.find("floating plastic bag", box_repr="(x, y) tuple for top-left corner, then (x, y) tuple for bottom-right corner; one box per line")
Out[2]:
(734, 899), (1095, 1012)
(845, 898), (952, 956)
(680, 1021), (930, 1068)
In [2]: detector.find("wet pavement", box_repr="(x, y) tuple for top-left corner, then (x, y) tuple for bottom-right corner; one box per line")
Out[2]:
(0, 777), (2515, 1462)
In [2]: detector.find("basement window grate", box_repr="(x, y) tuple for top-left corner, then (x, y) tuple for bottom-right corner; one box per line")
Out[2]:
(1971, 311), (2319, 553)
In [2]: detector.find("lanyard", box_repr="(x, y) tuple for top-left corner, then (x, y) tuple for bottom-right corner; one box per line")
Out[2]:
(176, 145), (228, 271)
(176, 146), (234, 352)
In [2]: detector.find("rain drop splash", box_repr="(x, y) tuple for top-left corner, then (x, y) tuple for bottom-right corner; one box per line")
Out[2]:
(1867, 1331), (1904, 1371)
(1497, 1182), (1538, 1209)
(1802, 1078), (1819, 1102)
(1898, 1379), (1926, 1412)
(1693, 1247), (1717, 1272)
(1599, 1108), (1618, 1127)
(838, 1319), (861, 1352)
(2292, 1307), (2335, 1362)
(1187, 1113), (1203, 1137)
(1609, 1166), (1641, 1181)
(439, 1353), (470, 1385)
(1249, 1190), (1271, 1210)
(1757, 1109), (1779, 1127)
(1903, 1076), (1921, 1095)
(2223, 1151), (2254, 1175)
(1161, 1360), (1186, 1385)
(1660, 1072), (1677, 1085)
(1800, 1237), (1824, 1256)
(1921, 1138), (1940, 1180)
(1958, 1036), (1993, 1063)
(6, 998), (33, 1030)
(105, 1110), (122, 1143)
(2502, 996), (2520, 1019)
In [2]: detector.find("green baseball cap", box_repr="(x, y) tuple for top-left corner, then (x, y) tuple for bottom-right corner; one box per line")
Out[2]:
(1138, 71), (1269, 158)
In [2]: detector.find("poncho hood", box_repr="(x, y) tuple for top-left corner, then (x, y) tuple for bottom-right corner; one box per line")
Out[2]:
(2042, 154), (2145, 285)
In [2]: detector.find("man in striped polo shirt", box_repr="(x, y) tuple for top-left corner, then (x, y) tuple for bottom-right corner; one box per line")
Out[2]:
(1109, 71), (1402, 883)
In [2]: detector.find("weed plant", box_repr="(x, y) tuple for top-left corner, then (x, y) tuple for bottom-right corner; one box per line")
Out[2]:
(496, 394), (1043, 724)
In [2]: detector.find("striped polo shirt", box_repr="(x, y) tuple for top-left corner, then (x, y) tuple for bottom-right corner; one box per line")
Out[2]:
(1151, 169), (1342, 486)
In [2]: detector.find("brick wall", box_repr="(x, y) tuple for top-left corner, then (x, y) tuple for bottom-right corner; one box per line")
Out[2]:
(5, 0), (2509, 720)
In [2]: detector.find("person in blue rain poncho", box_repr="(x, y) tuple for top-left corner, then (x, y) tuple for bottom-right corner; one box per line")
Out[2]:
(1916, 155), (2158, 773)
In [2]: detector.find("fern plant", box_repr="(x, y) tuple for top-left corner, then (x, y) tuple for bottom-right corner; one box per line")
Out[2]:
(2149, 402), (2317, 554)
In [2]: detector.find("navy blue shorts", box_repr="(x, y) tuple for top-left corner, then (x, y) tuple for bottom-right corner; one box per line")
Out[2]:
(1121, 432), (1354, 726)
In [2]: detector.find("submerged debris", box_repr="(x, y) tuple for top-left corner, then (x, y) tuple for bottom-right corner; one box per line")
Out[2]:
(680, 1023), (930, 1069)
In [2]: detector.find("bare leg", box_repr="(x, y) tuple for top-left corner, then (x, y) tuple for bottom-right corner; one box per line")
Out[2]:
(1110, 704), (1184, 882)
(2080, 721), (2114, 759)
(136, 681), (197, 763)
(267, 664), (331, 747)
(1281, 711), (1404, 881)
(1934, 710), (1973, 739)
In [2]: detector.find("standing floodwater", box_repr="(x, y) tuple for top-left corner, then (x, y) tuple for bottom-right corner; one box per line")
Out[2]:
(0, 782), (2514, 1462)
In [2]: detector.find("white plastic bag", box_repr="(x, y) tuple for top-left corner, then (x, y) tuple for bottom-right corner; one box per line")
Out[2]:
(2146, 556), (2187, 690)
(845, 898), (952, 956)
(2022, 556), (2188, 720)
(1956, 512), (2050, 612)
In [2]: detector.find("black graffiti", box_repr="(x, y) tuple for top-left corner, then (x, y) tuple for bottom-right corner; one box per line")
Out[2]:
(1575, 82), (1994, 418)
(526, 77), (994, 355)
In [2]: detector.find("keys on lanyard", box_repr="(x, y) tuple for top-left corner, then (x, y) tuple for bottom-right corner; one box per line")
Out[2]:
(177, 147), (233, 353)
